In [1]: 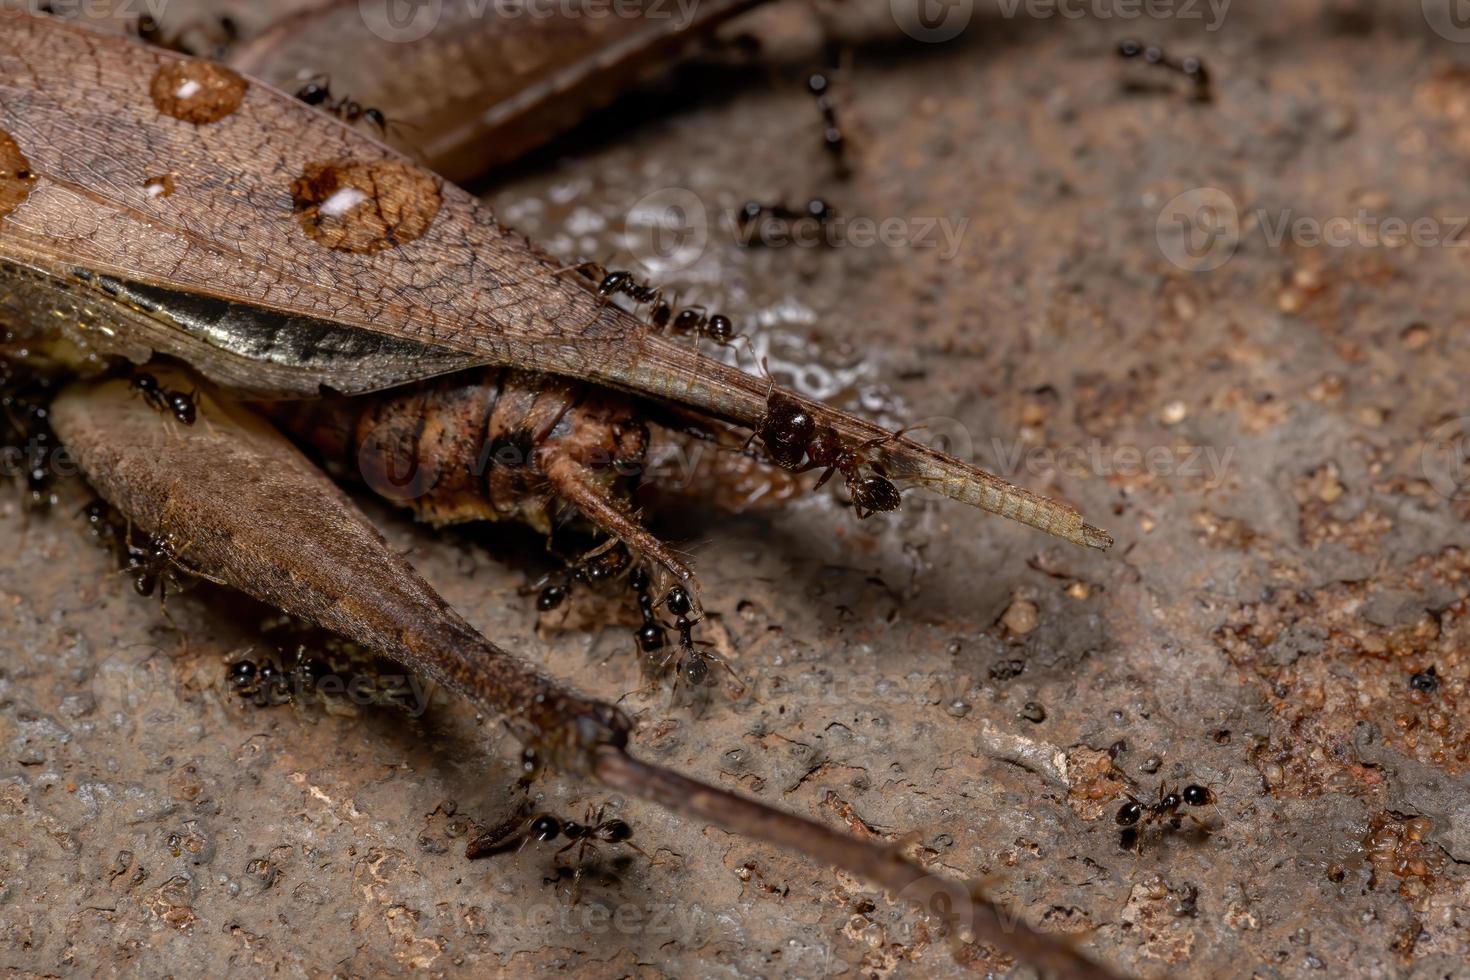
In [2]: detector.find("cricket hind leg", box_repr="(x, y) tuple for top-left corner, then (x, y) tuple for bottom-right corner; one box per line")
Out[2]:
(540, 451), (703, 618)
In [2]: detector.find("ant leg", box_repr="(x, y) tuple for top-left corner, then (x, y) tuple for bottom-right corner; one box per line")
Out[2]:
(540, 452), (701, 615)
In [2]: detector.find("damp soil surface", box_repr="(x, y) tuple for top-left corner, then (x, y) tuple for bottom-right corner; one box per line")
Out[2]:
(4, 1), (1470, 977)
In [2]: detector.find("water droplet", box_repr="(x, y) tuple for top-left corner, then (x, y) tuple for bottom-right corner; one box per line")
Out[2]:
(150, 61), (247, 125)
(0, 130), (38, 222)
(291, 159), (442, 254)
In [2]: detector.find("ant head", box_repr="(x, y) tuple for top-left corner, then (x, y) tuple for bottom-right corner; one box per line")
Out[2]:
(1182, 784), (1215, 807)
(537, 583), (568, 611)
(530, 814), (561, 842)
(850, 472), (902, 514)
(296, 82), (330, 106)
(637, 623), (667, 653)
(664, 585), (693, 617)
(705, 315), (733, 343)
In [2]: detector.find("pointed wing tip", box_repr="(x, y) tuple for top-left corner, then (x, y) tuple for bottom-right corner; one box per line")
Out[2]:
(1081, 522), (1114, 551)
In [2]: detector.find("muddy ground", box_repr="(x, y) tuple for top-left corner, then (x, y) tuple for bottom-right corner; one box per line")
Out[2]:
(3, 0), (1470, 977)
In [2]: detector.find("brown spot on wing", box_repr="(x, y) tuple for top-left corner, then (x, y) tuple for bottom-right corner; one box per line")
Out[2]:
(150, 60), (247, 125)
(143, 173), (176, 198)
(0, 130), (37, 222)
(290, 159), (443, 254)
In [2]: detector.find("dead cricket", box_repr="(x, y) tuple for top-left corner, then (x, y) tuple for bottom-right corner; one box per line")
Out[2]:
(0, 8), (1117, 977)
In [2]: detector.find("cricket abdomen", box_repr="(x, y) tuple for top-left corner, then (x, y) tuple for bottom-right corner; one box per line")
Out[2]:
(274, 368), (648, 536)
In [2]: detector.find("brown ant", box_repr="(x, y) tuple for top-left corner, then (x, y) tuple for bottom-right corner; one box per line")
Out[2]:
(752, 391), (904, 518)
(807, 72), (849, 176)
(295, 77), (389, 134)
(130, 372), (197, 426)
(1115, 782), (1216, 850)
(1117, 40), (1212, 102)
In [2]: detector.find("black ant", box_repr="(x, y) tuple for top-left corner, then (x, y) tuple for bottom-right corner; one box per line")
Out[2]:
(227, 648), (334, 708)
(572, 264), (660, 310)
(629, 571), (739, 694)
(81, 498), (125, 555)
(1115, 782), (1216, 850)
(135, 13), (239, 58)
(807, 72), (849, 176)
(295, 77), (389, 134)
(0, 371), (62, 511)
(1117, 40), (1212, 102)
(526, 540), (632, 613)
(572, 263), (739, 346)
(735, 198), (836, 247)
(669, 307), (736, 345)
(631, 566), (669, 658)
(121, 531), (191, 600)
(752, 391), (903, 518)
(466, 802), (647, 902)
(130, 373), (197, 426)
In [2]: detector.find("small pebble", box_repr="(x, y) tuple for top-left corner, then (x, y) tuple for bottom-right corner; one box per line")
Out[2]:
(1160, 400), (1187, 426)
(1140, 755), (1162, 774)
(1021, 701), (1047, 723)
(1002, 599), (1039, 635)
